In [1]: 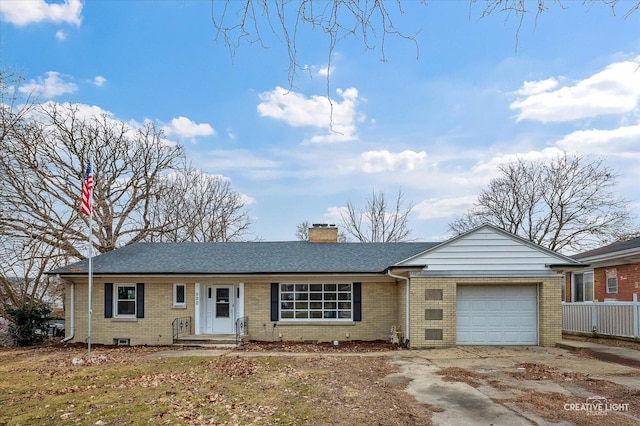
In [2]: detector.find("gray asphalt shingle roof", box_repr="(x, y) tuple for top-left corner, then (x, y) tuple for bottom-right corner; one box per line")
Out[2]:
(49, 241), (439, 275)
(573, 236), (640, 260)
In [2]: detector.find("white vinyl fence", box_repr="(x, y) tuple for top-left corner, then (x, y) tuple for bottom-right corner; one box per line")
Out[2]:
(562, 295), (640, 339)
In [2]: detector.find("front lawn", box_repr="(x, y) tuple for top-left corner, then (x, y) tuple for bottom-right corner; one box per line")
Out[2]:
(0, 344), (431, 425)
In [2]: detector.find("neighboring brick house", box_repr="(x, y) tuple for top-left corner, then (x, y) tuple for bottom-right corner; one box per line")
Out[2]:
(566, 237), (640, 302)
(48, 224), (583, 348)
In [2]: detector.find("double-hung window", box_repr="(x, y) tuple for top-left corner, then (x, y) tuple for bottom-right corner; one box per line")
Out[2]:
(572, 271), (594, 302)
(280, 283), (352, 320)
(105, 283), (144, 319)
(606, 270), (618, 294)
(116, 284), (136, 317)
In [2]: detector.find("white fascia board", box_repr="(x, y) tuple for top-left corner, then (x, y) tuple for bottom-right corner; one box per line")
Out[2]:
(412, 270), (561, 278)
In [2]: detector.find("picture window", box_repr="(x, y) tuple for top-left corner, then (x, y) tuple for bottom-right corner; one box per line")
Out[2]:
(280, 283), (352, 320)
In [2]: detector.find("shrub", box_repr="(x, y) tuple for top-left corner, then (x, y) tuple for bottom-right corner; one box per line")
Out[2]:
(6, 304), (52, 346)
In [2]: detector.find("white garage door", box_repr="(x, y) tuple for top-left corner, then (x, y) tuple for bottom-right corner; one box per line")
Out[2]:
(457, 285), (538, 345)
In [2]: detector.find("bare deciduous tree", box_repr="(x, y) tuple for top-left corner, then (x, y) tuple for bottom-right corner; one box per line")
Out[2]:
(148, 165), (252, 242)
(211, 0), (638, 89)
(0, 236), (63, 313)
(0, 83), (253, 310)
(0, 100), (187, 310)
(340, 189), (413, 242)
(1, 102), (186, 257)
(448, 153), (637, 252)
(295, 220), (311, 241)
(212, 0), (420, 89)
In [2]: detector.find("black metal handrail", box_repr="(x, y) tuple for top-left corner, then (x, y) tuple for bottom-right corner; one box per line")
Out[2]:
(172, 316), (192, 342)
(235, 316), (248, 345)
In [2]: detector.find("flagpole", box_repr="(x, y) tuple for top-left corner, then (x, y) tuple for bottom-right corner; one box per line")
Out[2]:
(88, 205), (93, 359)
(81, 159), (94, 360)
(81, 158), (94, 361)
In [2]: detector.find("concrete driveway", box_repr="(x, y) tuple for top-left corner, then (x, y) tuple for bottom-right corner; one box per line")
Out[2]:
(386, 344), (640, 425)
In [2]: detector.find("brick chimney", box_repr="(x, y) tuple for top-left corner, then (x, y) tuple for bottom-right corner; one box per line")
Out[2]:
(308, 224), (338, 243)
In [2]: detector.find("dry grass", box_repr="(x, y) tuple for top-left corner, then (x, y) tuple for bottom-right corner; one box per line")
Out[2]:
(0, 343), (431, 426)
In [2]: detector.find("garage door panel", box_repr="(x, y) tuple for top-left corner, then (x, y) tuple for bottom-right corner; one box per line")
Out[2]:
(487, 300), (503, 310)
(457, 285), (538, 345)
(470, 300), (487, 309)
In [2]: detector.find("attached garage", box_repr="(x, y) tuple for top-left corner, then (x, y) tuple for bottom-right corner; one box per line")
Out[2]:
(456, 285), (538, 345)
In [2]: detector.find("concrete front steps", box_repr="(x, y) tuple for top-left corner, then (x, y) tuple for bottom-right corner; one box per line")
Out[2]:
(173, 334), (247, 349)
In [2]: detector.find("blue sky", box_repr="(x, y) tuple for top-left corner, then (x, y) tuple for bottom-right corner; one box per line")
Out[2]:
(1, 0), (639, 245)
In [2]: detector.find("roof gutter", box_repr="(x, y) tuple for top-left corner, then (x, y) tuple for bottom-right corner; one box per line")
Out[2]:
(546, 263), (590, 272)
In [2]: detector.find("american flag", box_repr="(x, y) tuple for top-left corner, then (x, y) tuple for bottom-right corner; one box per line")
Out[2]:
(81, 161), (93, 216)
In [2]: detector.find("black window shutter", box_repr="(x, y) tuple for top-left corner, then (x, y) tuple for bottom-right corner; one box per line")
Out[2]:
(104, 283), (113, 318)
(270, 283), (279, 321)
(353, 282), (362, 321)
(136, 283), (145, 318)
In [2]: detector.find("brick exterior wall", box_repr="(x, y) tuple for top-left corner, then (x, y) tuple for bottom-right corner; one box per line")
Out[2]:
(246, 280), (399, 342)
(65, 280), (194, 346)
(594, 264), (640, 301)
(408, 276), (563, 349)
(64, 275), (562, 348)
(65, 279), (399, 345)
(565, 263), (640, 302)
(564, 272), (571, 302)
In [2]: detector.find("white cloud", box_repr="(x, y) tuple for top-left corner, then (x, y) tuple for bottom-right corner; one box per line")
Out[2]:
(317, 65), (335, 77)
(515, 77), (560, 96)
(55, 29), (67, 40)
(324, 206), (347, 224)
(556, 124), (640, 159)
(469, 147), (566, 181)
(414, 196), (477, 220)
(239, 193), (256, 206)
(199, 149), (282, 179)
(302, 63), (335, 78)
(161, 116), (215, 139)
(18, 72), (77, 98)
(93, 76), (107, 87)
(0, 0), (83, 27)
(257, 86), (363, 143)
(360, 150), (427, 173)
(511, 56), (640, 122)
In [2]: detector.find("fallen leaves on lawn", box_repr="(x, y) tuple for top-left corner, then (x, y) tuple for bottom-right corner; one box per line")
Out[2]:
(241, 340), (400, 353)
(510, 362), (585, 381)
(206, 356), (258, 377)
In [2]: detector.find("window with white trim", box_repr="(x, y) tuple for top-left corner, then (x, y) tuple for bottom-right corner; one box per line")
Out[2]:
(606, 270), (618, 294)
(116, 284), (136, 317)
(572, 271), (594, 302)
(280, 283), (352, 320)
(173, 283), (186, 307)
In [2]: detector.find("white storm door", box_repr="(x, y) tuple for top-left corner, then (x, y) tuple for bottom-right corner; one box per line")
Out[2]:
(211, 285), (234, 334)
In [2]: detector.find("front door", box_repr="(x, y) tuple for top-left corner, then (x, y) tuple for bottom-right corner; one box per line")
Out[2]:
(205, 285), (234, 334)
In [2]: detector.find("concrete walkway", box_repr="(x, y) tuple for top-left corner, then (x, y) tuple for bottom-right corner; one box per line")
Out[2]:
(556, 338), (640, 369)
(151, 340), (640, 369)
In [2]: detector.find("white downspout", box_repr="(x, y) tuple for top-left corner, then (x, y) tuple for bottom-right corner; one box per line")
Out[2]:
(60, 279), (74, 343)
(387, 271), (410, 346)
